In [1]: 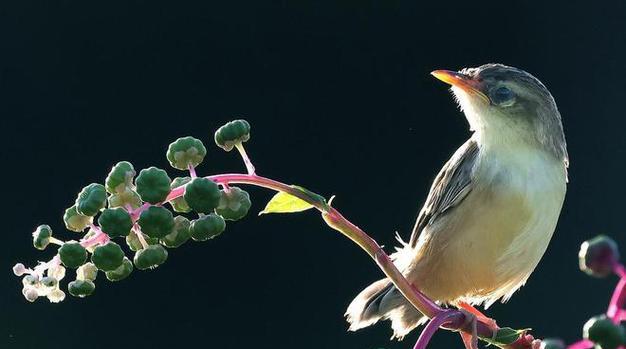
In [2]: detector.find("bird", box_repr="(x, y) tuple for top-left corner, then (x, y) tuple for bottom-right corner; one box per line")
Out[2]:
(345, 63), (569, 339)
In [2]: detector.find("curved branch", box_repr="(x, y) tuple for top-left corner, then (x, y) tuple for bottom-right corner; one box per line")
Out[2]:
(166, 173), (530, 347)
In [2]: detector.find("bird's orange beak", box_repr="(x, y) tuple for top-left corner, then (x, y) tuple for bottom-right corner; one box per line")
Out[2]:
(431, 70), (489, 103)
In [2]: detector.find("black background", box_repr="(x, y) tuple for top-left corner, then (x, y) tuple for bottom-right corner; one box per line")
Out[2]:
(2, 1), (626, 349)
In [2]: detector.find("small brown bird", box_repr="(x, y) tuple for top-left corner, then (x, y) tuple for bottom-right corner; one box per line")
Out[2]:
(346, 64), (568, 338)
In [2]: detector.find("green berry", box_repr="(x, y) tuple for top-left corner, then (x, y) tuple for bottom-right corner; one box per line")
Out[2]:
(135, 167), (172, 204)
(126, 231), (159, 251)
(214, 119), (251, 151)
(167, 136), (207, 170)
(32, 225), (52, 250)
(169, 177), (192, 213)
(190, 214), (226, 241)
(63, 206), (93, 232)
(68, 279), (95, 298)
(583, 315), (626, 349)
(184, 177), (220, 213)
(539, 338), (566, 349)
(58, 241), (88, 269)
(108, 188), (142, 209)
(105, 161), (136, 194)
(137, 206), (175, 238)
(105, 257), (133, 281)
(133, 245), (168, 270)
(98, 208), (133, 237)
(216, 187), (251, 221)
(75, 183), (107, 216)
(91, 242), (125, 272)
(76, 262), (98, 281)
(580, 235), (620, 278)
(160, 216), (192, 248)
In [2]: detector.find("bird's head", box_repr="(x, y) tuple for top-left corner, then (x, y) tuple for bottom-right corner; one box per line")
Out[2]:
(432, 63), (568, 163)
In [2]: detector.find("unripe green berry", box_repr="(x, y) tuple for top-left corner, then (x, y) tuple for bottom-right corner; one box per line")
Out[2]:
(108, 187), (142, 209)
(184, 177), (220, 213)
(583, 315), (626, 349)
(167, 136), (207, 170)
(98, 208), (133, 237)
(136, 167), (172, 204)
(133, 245), (168, 270)
(63, 206), (93, 232)
(76, 262), (98, 281)
(75, 183), (107, 216)
(105, 161), (136, 194)
(580, 235), (620, 278)
(125, 231), (159, 251)
(32, 225), (52, 250)
(138, 206), (175, 238)
(105, 257), (133, 281)
(68, 279), (95, 298)
(169, 177), (192, 213)
(91, 242), (125, 272)
(214, 119), (251, 151)
(190, 214), (226, 241)
(58, 241), (88, 269)
(160, 216), (192, 248)
(216, 187), (251, 221)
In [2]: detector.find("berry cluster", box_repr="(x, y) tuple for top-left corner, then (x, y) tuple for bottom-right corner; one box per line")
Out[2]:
(13, 120), (253, 302)
(541, 235), (626, 349)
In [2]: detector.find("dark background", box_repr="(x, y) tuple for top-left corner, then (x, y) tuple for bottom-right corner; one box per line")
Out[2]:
(2, 1), (626, 348)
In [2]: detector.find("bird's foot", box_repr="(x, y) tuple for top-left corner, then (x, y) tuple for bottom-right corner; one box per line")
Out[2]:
(458, 310), (479, 349)
(456, 302), (498, 349)
(457, 301), (498, 329)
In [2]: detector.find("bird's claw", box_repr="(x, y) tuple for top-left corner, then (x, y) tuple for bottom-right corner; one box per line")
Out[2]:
(458, 309), (479, 349)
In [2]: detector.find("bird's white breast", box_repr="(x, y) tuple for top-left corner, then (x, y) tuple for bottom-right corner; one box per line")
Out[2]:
(404, 138), (567, 306)
(469, 140), (567, 305)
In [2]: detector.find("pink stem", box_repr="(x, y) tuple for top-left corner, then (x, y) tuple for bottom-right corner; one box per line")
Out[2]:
(80, 225), (110, 247)
(188, 164), (197, 178)
(163, 173), (499, 341)
(607, 273), (626, 322)
(413, 310), (462, 349)
(567, 339), (594, 349)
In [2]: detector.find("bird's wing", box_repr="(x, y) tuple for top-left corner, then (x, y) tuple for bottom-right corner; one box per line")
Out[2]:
(409, 139), (479, 248)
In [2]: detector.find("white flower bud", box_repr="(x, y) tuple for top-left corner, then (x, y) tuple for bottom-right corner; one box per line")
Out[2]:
(76, 263), (98, 281)
(47, 289), (66, 303)
(22, 274), (39, 287)
(22, 287), (39, 302)
(48, 265), (66, 281)
(12, 263), (26, 276)
(41, 276), (58, 288)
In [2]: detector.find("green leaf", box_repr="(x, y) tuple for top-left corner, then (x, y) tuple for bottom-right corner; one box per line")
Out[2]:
(482, 327), (530, 347)
(260, 190), (313, 215)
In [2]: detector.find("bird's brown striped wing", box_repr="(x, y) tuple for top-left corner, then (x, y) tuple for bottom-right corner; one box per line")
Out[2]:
(409, 139), (479, 248)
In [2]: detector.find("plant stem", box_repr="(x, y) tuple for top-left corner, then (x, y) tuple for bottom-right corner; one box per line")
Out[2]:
(414, 310), (462, 349)
(164, 173), (516, 345)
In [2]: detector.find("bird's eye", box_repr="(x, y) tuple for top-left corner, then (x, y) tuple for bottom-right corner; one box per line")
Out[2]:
(489, 86), (515, 106)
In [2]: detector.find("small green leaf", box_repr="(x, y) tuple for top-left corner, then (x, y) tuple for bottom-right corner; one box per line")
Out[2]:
(260, 189), (316, 215)
(482, 327), (530, 347)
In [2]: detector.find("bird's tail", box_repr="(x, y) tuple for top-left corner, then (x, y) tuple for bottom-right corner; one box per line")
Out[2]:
(345, 278), (427, 339)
